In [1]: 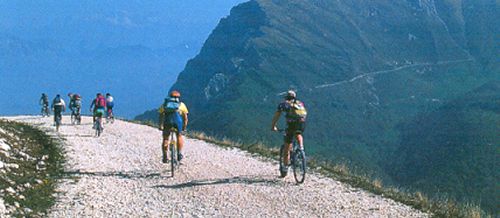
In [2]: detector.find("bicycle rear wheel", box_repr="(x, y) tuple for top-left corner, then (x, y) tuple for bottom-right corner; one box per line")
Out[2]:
(95, 119), (102, 137)
(170, 142), (176, 177)
(292, 149), (306, 184)
(55, 115), (61, 132)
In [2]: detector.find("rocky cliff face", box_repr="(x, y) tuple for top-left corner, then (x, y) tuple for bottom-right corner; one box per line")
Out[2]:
(138, 0), (499, 212)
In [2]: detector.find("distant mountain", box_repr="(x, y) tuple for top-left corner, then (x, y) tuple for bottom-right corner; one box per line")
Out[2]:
(136, 0), (499, 212)
(0, 0), (246, 117)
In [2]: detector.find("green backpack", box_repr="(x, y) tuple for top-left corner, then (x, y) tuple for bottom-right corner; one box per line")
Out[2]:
(288, 100), (307, 120)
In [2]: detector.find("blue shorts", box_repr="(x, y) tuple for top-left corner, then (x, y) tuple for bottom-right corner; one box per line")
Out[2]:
(163, 114), (183, 135)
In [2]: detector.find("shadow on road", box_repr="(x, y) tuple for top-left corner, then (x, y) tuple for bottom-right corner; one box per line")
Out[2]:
(60, 133), (95, 138)
(153, 175), (282, 189)
(63, 170), (167, 179)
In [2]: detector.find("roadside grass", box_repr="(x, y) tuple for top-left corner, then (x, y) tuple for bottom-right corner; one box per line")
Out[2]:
(129, 119), (490, 218)
(0, 119), (64, 217)
(185, 130), (489, 218)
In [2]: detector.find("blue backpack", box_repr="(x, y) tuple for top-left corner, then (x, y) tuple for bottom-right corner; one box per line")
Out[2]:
(162, 98), (182, 124)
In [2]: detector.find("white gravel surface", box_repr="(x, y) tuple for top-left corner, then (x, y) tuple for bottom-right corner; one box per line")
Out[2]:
(7, 116), (428, 217)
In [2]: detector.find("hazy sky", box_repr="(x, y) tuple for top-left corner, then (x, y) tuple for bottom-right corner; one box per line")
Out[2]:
(0, 0), (248, 117)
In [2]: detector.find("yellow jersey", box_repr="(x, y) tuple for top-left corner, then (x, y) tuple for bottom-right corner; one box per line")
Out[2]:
(158, 102), (189, 117)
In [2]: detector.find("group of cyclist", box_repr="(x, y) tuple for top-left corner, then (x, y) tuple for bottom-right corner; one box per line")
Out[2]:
(39, 92), (115, 131)
(42, 88), (306, 178)
(158, 89), (306, 178)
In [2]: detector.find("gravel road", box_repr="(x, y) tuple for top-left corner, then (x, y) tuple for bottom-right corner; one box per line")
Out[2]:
(8, 116), (428, 217)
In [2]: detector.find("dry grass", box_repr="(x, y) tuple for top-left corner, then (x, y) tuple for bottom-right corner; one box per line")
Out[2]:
(184, 131), (490, 218)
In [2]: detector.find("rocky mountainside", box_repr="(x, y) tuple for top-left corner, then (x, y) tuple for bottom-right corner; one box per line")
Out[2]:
(137, 0), (499, 212)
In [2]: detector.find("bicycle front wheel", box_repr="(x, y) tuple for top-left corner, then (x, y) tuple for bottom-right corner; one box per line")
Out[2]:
(293, 149), (306, 184)
(278, 145), (288, 178)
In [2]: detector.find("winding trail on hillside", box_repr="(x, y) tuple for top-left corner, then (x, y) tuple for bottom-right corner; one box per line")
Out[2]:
(277, 58), (474, 96)
(7, 116), (427, 217)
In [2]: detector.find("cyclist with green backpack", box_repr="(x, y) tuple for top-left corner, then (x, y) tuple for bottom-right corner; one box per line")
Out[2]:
(271, 90), (307, 177)
(158, 90), (189, 163)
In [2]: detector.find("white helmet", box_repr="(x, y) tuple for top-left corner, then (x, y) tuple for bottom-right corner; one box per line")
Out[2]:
(286, 90), (296, 99)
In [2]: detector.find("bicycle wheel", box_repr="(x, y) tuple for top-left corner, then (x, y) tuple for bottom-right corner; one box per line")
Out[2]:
(292, 149), (306, 184)
(55, 115), (61, 132)
(95, 119), (102, 137)
(278, 145), (288, 177)
(170, 139), (176, 177)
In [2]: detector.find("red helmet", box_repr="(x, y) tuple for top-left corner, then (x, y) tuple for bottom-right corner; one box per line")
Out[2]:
(170, 90), (181, 98)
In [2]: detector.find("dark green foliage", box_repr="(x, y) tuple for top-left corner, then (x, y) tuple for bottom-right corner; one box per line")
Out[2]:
(393, 81), (500, 213)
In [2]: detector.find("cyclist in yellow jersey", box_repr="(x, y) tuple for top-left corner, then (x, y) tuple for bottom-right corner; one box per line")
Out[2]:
(158, 90), (189, 163)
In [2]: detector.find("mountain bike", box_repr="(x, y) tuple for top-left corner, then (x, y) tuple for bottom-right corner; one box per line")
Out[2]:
(71, 108), (81, 125)
(41, 105), (50, 117)
(106, 108), (114, 124)
(167, 128), (180, 177)
(54, 113), (62, 132)
(277, 129), (306, 184)
(94, 116), (103, 137)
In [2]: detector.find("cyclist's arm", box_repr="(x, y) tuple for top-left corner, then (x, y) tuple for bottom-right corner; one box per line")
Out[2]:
(179, 103), (189, 131)
(158, 107), (164, 130)
(182, 113), (188, 131)
(90, 100), (95, 111)
(271, 111), (282, 131)
(61, 100), (66, 111)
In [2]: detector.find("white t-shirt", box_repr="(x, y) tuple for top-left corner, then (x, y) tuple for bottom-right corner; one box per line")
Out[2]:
(106, 96), (114, 103)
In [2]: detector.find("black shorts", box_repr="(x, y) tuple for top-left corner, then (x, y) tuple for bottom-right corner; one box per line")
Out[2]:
(285, 121), (306, 143)
(163, 123), (181, 137)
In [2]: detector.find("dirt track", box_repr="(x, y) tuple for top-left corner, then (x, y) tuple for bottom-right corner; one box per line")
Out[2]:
(8, 116), (428, 217)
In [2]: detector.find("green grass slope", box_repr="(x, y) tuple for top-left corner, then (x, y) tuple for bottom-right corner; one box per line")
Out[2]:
(393, 81), (500, 213)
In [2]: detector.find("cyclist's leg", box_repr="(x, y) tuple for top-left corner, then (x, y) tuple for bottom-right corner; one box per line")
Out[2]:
(175, 119), (184, 154)
(53, 108), (58, 123)
(92, 108), (96, 123)
(283, 130), (294, 166)
(162, 123), (173, 160)
(284, 121), (302, 165)
(294, 122), (305, 149)
(177, 132), (184, 152)
(98, 110), (104, 128)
